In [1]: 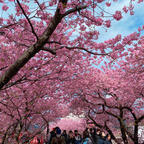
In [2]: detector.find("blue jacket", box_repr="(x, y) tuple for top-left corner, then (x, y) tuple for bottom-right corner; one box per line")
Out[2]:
(104, 140), (112, 144)
(82, 137), (93, 144)
(97, 137), (105, 144)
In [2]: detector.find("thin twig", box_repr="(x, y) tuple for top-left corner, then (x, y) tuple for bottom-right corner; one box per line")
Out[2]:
(16, 0), (38, 40)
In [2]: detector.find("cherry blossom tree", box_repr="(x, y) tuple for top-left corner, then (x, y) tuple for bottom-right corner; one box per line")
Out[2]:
(67, 35), (144, 144)
(0, 0), (142, 90)
(49, 117), (86, 132)
(0, 82), (69, 143)
(0, 0), (144, 143)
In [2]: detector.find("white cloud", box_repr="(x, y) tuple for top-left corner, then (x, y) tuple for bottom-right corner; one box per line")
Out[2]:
(97, 0), (144, 42)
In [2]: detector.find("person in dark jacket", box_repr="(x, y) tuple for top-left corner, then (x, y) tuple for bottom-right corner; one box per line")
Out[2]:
(105, 134), (112, 144)
(67, 130), (75, 144)
(95, 129), (101, 143)
(82, 130), (93, 144)
(74, 130), (81, 144)
(51, 127), (66, 144)
(97, 131), (106, 144)
(62, 130), (68, 143)
(48, 128), (56, 144)
(89, 128), (98, 144)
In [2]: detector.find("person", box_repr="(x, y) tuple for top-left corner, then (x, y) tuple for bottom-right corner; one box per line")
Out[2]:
(84, 128), (89, 133)
(105, 134), (112, 144)
(82, 130), (93, 144)
(62, 130), (68, 143)
(74, 130), (81, 144)
(97, 131), (106, 144)
(89, 128), (98, 144)
(96, 129), (101, 137)
(95, 129), (101, 142)
(51, 127), (66, 144)
(67, 130), (75, 144)
(46, 127), (57, 144)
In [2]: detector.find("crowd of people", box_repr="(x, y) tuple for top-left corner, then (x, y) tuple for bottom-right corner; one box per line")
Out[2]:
(43, 127), (112, 144)
(20, 126), (112, 144)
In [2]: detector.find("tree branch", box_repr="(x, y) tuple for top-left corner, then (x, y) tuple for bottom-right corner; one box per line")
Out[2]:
(121, 106), (137, 120)
(41, 47), (56, 55)
(47, 41), (62, 45)
(0, 23), (18, 30)
(0, 1), (64, 90)
(138, 115), (144, 123)
(62, 5), (87, 17)
(16, 0), (38, 40)
(34, 0), (43, 10)
(56, 45), (111, 56)
(88, 111), (119, 144)
(0, 66), (8, 71)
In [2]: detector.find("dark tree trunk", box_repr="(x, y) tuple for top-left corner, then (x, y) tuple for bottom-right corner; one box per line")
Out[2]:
(105, 124), (120, 144)
(119, 109), (128, 144)
(0, 6), (63, 90)
(134, 121), (139, 144)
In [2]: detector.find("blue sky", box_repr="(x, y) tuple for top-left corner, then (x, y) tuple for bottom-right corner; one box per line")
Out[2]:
(0, 0), (144, 40)
(97, 0), (144, 42)
(0, 0), (143, 67)
(3, 0), (143, 41)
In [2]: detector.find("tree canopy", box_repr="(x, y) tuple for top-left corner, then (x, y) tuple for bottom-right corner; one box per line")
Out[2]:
(0, 0), (144, 143)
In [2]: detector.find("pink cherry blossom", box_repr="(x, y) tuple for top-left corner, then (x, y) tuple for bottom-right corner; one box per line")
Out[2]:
(0, 1), (143, 143)
(138, 0), (143, 3)
(96, 0), (104, 3)
(2, 4), (9, 11)
(113, 11), (122, 21)
(105, 20), (111, 28)
(106, 2), (111, 7)
(123, 6), (128, 13)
